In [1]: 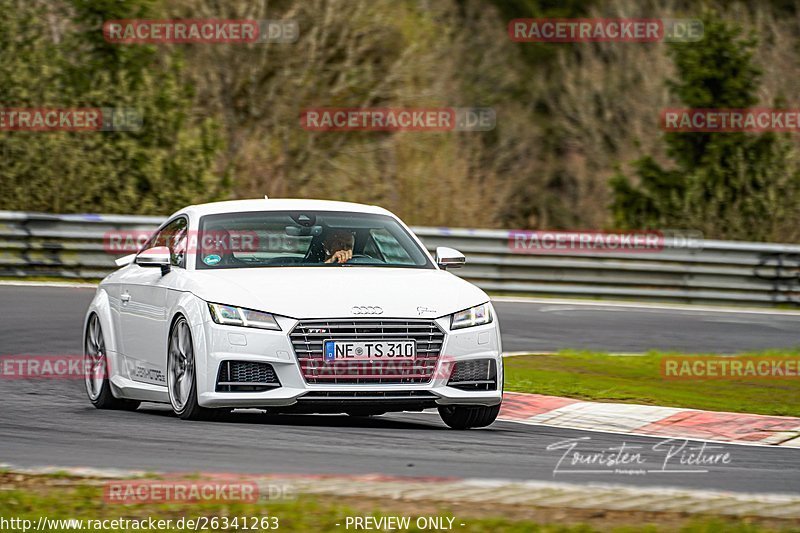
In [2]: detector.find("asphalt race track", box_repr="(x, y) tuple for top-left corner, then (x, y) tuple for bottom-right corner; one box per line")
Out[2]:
(1, 284), (799, 494)
(496, 299), (800, 354)
(3, 285), (800, 355)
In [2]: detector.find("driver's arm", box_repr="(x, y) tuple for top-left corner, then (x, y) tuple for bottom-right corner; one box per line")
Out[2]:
(325, 249), (353, 263)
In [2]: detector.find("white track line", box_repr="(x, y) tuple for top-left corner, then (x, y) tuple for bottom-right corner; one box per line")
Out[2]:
(3, 463), (799, 518)
(492, 296), (800, 316)
(2, 281), (798, 315)
(503, 351), (647, 357)
(0, 280), (97, 289)
(409, 410), (799, 449)
(497, 416), (800, 449)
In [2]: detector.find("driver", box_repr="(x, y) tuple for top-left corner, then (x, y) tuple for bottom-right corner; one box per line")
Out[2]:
(323, 229), (355, 264)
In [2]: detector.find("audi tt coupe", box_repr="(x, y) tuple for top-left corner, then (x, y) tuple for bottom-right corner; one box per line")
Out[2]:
(83, 199), (503, 429)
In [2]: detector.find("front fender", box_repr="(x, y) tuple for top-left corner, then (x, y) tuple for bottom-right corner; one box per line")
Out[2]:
(83, 288), (118, 355)
(167, 291), (209, 394)
(83, 287), (130, 387)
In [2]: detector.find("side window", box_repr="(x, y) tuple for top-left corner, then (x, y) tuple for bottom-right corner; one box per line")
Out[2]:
(362, 236), (383, 260)
(369, 228), (414, 265)
(147, 217), (189, 268)
(139, 230), (158, 253)
(170, 222), (188, 268)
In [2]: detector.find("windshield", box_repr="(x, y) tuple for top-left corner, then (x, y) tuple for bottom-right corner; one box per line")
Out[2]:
(195, 210), (434, 270)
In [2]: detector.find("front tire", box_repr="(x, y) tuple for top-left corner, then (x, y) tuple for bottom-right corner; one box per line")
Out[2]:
(438, 404), (501, 430)
(84, 314), (140, 411)
(167, 316), (228, 421)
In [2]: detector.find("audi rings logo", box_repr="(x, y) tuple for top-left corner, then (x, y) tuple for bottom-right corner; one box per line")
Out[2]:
(351, 306), (383, 315)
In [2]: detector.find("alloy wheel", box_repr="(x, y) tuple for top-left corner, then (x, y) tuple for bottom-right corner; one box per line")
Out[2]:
(167, 318), (195, 413)
(84, 314), (106, 401)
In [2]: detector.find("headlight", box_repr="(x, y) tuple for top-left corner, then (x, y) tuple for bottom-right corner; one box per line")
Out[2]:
(207, 303), (281, 330)
(450, 302), (492, 330)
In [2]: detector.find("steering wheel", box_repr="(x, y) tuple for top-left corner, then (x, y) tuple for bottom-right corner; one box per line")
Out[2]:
(346, 254), (383, 264)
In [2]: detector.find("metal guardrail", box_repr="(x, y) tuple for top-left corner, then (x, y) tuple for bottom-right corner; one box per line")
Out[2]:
(1, 211), (799, 306)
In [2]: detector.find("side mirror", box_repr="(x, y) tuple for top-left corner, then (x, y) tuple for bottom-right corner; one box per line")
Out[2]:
(135, 246), (171, 275)
(435, 246), (465, 270)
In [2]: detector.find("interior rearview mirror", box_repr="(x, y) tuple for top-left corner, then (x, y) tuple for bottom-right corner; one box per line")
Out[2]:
(285, 225), (323, 237)
(435, 246), (466, 269)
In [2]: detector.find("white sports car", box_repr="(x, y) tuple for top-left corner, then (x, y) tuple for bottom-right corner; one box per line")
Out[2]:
(84, 199), (503, 429)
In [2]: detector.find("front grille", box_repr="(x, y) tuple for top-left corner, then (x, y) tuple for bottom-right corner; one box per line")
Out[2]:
(290, 319), (445, 384)
(448, 359), (497, 391)
(216, 361), (281, 392)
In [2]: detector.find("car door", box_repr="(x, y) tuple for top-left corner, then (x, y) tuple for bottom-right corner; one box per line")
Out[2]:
(119, 216), (188, 387)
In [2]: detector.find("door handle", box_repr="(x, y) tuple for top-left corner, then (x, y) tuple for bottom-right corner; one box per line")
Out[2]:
(121, 293), (131, 303)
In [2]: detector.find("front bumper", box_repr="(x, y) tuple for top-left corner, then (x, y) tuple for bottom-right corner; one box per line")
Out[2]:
(194, 314), (503, 410)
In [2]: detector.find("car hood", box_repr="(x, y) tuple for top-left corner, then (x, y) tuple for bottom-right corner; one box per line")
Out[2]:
(186, 267), (487, 319)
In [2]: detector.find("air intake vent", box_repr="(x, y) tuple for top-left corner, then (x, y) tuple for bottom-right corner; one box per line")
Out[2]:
(448, 359), (497, 391)
(216, 361), (281, 392)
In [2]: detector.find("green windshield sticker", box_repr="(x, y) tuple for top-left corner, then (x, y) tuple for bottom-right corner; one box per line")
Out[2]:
(203, 254), (221, 265)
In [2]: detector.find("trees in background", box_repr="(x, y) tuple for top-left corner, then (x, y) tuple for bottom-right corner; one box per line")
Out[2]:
(0, 0), (225, 214)
(611, 13), (800, 242)
(1, 0), (799, 242)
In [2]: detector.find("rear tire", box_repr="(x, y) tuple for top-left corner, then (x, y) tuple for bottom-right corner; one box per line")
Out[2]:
(167, 316), (229, 421)
(438, 404), (501, 430)
(84, 314), (140, 411)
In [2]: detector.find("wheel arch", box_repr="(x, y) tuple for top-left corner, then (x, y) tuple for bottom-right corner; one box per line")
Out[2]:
(83, 288), (117, 355)
(83, 288), (131, 397)
(166, 292), (210, 400)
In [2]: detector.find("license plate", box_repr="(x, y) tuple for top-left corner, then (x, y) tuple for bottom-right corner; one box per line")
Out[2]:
(324, 340), (416, 362)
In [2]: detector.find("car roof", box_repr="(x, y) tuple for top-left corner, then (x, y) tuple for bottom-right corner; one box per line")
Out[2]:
(175, 198), (394, 220)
